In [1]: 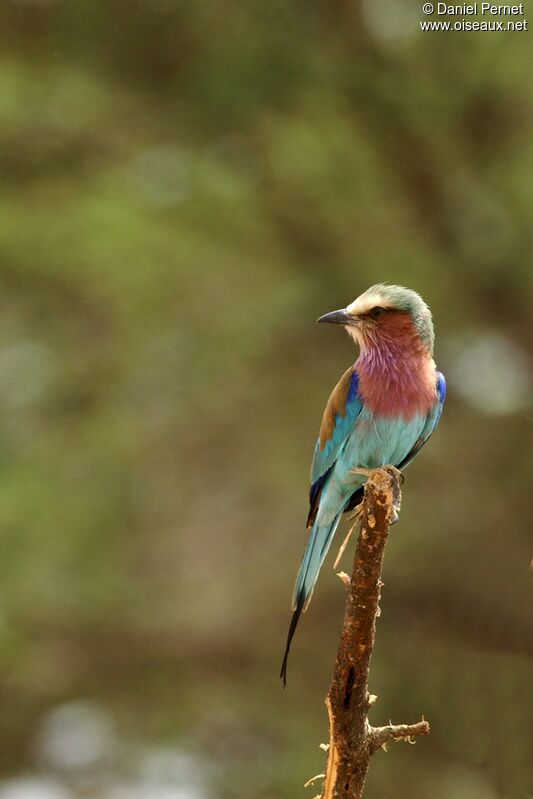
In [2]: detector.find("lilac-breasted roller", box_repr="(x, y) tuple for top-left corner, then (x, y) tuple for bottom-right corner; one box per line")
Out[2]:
(280, 284), (445, 685)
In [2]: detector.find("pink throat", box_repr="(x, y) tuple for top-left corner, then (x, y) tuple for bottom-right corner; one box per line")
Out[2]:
(356, 340), (437, 420)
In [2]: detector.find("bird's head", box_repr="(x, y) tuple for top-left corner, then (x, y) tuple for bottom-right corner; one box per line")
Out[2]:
(317, 284), (434, 354)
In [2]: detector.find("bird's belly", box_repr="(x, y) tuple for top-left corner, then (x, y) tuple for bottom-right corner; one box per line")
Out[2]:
(338, 410), (426, 485)
(314, 410), (427, 526)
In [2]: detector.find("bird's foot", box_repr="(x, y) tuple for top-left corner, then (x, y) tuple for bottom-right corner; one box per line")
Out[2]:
(350, 466), (374, 478)
(382, 465), (403, 523)
(383, 464), (404, 485)
(351, 465), (404, 484)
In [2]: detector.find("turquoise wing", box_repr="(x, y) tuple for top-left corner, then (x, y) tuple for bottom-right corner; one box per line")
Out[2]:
(307, 367), (363, 528)
(398, 371), (446, 470)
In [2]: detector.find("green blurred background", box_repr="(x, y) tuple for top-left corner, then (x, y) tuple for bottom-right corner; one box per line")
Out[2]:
(0, 1), (531, 798)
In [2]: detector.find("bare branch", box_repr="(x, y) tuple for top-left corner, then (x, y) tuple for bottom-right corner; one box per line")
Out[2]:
(370, 720), (430, 753)
(317, 466), (429, 799)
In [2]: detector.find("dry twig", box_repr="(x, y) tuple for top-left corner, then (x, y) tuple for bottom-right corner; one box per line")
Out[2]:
(318, 467), (429, 799)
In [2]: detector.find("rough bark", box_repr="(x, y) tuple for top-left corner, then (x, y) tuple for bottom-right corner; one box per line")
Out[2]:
(319, 467), (429, 799)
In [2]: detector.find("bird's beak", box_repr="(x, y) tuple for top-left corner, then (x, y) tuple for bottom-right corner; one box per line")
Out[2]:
(316, 308), (355, 326)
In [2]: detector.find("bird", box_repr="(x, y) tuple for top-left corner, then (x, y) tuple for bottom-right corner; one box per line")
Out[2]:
(280, 284), (445, 686)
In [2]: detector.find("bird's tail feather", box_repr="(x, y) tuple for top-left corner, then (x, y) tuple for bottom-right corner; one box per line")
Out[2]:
(280, 511), (344, 686)
(279, 604), (302, 688)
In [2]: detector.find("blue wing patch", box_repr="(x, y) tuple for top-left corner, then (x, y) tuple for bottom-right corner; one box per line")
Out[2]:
(437, 371), (446, 405)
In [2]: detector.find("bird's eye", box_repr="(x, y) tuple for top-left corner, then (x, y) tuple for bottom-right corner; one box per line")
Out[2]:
(370, 306), (386, 319)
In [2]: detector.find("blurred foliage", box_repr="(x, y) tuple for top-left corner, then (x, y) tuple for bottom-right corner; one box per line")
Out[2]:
(0, 1), (531, 798)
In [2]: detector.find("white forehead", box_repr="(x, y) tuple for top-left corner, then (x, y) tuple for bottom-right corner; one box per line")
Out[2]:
(346, 291), (393, 316)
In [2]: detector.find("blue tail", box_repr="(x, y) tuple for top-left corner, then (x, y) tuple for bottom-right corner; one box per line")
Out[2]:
(280, 511), (344, 686)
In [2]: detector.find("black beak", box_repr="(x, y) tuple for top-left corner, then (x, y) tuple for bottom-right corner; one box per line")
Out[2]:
(316, 308), (353, 326)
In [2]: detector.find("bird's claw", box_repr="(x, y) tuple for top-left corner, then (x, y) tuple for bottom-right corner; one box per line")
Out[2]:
(350, 466), (374, 478)
(382, 465), (403, 522)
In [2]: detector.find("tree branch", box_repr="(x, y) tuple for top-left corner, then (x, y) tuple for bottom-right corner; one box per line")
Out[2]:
(319, 467), (429, 799)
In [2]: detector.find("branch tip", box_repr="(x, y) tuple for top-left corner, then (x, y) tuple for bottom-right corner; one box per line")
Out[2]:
(336, 570), (350, 587)
(304, 773), (325, 789)
(370, 720), (430, 753)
